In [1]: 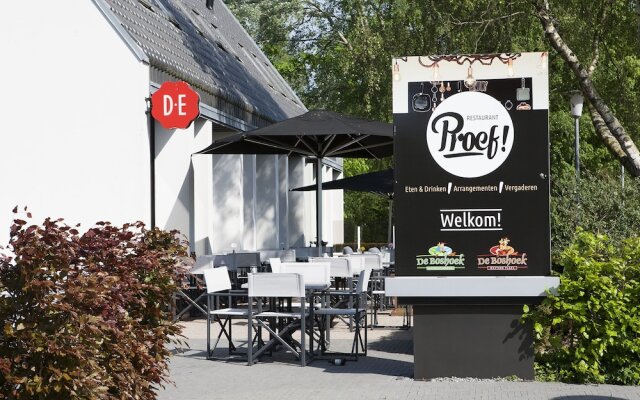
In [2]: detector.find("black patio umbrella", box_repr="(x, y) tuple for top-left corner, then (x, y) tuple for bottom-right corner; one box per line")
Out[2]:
(291, 168), (394, 198)
(194, 109), (393, 256)
(291, 168), (395, 244)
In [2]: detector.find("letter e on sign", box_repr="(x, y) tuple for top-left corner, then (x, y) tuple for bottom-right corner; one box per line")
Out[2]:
(151, 81), (200, 129)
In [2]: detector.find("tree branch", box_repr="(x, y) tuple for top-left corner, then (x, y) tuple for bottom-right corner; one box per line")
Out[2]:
(532, 0), (640, 176)
(303, 0), (352, 49)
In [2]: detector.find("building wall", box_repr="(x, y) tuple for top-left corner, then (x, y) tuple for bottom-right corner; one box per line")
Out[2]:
(0, 1), (344, 254)
(255, 155), (279, 250)
(192, 120), (215, 255)
(0, 0), (150, 244)
(288, 157), (306, 248)
(302, 160), (345, 247)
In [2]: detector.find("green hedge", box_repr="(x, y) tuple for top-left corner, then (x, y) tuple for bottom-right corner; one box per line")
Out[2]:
(0, 209), (188, 399)
(523, 230), (640, 384)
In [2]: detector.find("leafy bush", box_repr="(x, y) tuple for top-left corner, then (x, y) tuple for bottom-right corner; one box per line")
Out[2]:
(551, 167), (640, 263)
(523, 230), (640, 384)
(0, 210), (188, 399)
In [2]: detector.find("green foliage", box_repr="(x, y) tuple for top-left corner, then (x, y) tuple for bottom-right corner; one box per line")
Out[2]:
(343, 158), (393, 243)
(0, 209), (188, 399)
(523, 230), (640, 384)
(551, 167), (640, 263)
(226, 0), (640, 243)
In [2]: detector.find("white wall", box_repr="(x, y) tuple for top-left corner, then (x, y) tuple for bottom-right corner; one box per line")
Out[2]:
(277, 155), (289, 249)
(0, 1), (150, 243)
(302, 160), (344, 246)
(192, 120), (215, 255)
(288, 157), (306, 247)
(212, 154), (244, 251)
(255, 155), (279, 250)
(154, 121), (199, 252)
(242, 155), (256, 251)
(0, 1), (343, 254)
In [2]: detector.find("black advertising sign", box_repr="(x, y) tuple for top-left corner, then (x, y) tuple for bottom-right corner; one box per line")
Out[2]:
(393, 53), (551, 277)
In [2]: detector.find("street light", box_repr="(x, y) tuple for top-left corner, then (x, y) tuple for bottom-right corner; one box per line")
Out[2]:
(570, 91), (584, 179)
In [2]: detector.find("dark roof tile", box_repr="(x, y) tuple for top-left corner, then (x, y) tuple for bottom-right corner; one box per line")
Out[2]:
(102, 0), (305, 124)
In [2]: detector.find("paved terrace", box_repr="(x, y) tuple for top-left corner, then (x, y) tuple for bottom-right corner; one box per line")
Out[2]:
(160, 313), (640, 400)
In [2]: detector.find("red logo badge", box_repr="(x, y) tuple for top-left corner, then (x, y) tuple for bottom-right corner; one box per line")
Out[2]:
(151, 81), (200, 129)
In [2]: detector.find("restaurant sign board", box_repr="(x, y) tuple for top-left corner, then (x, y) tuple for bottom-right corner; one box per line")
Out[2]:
(393, 52), (551, 277)
(151, 81), (200, 129)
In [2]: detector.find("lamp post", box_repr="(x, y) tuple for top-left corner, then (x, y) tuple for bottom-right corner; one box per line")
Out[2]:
(570, 91), (584, 179)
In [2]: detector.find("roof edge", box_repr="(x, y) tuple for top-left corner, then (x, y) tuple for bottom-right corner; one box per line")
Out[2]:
(91, 0), (150, 64)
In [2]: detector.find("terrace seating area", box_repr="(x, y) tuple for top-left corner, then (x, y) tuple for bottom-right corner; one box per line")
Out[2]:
(173, 247), (409, 366)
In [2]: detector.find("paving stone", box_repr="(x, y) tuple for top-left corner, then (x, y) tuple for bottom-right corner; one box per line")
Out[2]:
(159, 315), (640, 400)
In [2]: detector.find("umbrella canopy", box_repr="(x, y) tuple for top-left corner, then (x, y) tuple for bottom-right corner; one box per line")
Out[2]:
(292, 168), (395, 244)
(194, 109), (393, 256)
(195, 109), (393, 158)
(291, 168), (394, 199)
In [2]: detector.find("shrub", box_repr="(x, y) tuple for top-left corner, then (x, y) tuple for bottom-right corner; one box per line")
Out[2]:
(0, 209), (188, 399)
(523, 230), (640, 384)
(551, 167), (640, 264)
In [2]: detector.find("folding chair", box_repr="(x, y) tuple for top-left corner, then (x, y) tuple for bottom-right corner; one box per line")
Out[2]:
(350, 254), (386, 326)
(309, 257), (354, 333)
(204, 267), (260, 360)
(247, 273), (308, 366)
(314, 268), (372, 360)
(309, 257), (352, 290)
(173, 255), (214, 320)
(279, 262), (331, 290)
(268, 257), (282, 273)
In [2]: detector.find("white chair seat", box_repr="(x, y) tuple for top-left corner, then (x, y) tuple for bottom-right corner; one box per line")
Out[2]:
(209, 307), (249, 317)
(255, 310), (310, 318)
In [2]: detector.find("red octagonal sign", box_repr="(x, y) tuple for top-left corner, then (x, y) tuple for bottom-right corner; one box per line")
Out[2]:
(151, 81), (200, 129)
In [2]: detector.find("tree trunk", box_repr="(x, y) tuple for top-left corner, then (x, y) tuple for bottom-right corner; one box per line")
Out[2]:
(532, 0), (640, 177)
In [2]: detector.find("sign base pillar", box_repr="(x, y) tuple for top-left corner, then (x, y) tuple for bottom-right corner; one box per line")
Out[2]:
(412, 303), (534, 380)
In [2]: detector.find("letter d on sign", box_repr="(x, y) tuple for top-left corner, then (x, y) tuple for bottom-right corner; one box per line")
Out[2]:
(163, 94), (174, 116)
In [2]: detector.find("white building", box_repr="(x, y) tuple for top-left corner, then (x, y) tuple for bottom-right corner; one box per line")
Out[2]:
(0, 0), (344, 256)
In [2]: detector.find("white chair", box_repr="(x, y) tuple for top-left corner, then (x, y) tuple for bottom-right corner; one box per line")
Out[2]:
(314, 268), (372, 360)
(279, 262), (330, 313)
(203, 267), (255, 359)
(268, 257), (282, 273)
(309, 257), (352, 283)
(279, 262), (330, 289)
(362, 253), (383, 270)
(310, 256), (355, 333)
(346, 254), (366, 275)
(173, 255), (214, 320)
(349, 253), (386, 329)
(247, 273), (308, 366)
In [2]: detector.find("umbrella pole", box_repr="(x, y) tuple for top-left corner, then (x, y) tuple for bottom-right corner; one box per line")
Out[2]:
(387, 198), (393, 245)
(316, 158), (323, 257)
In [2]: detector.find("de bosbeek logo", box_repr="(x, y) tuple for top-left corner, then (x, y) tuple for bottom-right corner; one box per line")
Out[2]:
(151, 81), (200, 130)
(426, 91), (514, 178)
(416, 242), (465, 271)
